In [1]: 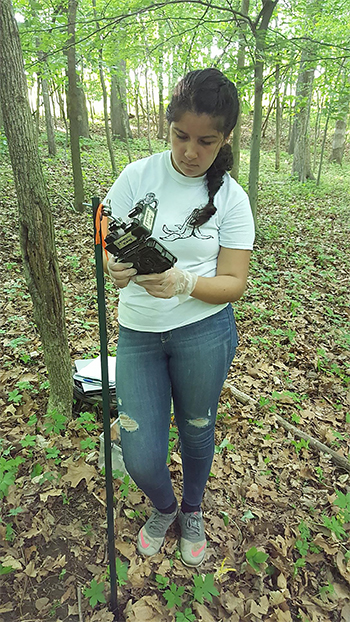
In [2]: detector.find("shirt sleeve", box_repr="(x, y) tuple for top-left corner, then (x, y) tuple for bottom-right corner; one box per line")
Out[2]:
(103, 165), (135, 220)
(218, 183), (255, 250)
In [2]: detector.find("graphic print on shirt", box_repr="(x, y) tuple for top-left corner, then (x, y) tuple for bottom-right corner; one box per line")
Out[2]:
(160, 208), (214, 242)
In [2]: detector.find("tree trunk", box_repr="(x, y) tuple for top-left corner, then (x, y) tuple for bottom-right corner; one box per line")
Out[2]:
(144, 66), (153, 154)
(76, 72), (90, 138)
(231, 0), (249, 181)
(248, 0), (278, 222)
(330, 119), (347, 164)
(66, 0), (84, 212)
(0, 0), (73, 418)
(291, 49), (315, 181)
(110, 61), (132, 141)
(157, 56), (165, 140)
(275, 63), (281, 171)
(42, 76), (56, 156)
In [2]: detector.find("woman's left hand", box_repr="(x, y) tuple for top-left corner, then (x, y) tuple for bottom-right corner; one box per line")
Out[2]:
(132, 267), (198, 299)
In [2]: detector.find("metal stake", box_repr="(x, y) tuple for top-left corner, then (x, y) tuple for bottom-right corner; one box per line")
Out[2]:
(92, 196), (118, 618)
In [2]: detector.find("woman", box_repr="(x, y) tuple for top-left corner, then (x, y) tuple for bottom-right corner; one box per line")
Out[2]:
(104, 68), (255, 567)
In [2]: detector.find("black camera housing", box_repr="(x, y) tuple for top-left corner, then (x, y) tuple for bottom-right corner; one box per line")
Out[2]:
(103, 193), (177, 275)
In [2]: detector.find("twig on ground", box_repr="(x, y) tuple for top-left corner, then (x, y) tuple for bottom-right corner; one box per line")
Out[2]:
(223, 381), (350, 473)
(77, 584), (84, 622)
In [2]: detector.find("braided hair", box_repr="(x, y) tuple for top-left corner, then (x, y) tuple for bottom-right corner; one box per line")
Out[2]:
(166, 68), (239, 227)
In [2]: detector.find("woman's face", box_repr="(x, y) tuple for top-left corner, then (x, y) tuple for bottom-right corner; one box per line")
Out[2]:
(170, 111), (226, 178)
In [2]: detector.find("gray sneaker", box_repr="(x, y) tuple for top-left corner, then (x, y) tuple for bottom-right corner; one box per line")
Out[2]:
(137, 504), (178, 556)
(178, 510), (207, 566)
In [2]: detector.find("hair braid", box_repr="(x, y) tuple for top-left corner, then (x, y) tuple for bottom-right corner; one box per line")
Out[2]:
(167, 68), (238, 228)
(189, 143), (234, 228)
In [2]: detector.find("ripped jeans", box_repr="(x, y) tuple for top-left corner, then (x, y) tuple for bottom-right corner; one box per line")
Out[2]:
(116, 305), (237, 510)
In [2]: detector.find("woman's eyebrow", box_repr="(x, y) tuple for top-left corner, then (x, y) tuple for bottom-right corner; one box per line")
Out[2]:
(173, 126), (218, 139)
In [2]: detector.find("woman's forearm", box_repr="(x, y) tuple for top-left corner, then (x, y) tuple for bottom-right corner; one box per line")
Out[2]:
(191, 275), (247, 304)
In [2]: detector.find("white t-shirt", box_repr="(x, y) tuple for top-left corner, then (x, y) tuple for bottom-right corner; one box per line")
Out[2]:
(104, 150), (255, 332)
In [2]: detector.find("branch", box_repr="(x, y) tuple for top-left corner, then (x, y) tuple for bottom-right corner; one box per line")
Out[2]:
(223, 382), (350, 473)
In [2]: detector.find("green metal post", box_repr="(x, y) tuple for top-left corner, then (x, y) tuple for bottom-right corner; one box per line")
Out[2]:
(92, 196), (118, 618)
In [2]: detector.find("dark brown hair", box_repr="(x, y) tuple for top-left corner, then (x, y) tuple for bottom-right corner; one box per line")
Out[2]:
(166, 68), (239, 226)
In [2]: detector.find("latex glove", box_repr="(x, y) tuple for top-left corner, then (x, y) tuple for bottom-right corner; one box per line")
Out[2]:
(107, 257), (137, 289)
(132, 267), (198, 300)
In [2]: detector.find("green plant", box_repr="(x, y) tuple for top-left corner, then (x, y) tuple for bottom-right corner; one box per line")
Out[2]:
(44, 409), (67, 435)
(319, 582), (334, 601)
(7, 388), (23, 405)
(291, 438), (309, 454)
(215, 437), (234, 454)
(245, 547), (269, 573)
(0, 563), (14, 575)
(176, 608), (196, 622)
(164, 583), (185, 609)
(75, 411), (99, 432)
(0, 454), (23, 499)
(192, 573), (219, 604)
(83, 579), (106, 608)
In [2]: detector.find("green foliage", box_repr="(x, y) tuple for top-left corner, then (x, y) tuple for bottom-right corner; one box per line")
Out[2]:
(43, 409), (68, 435)
(115, 557), (128, 586)
(83, 579), (106, 608)
(245, 547), (269, 573)
(0, 454), (23, 499)
(0, 563), (14, 575)
(176, 608), (196, 622)
(164, 583), (185, 609)
(192, 573), (219, 604)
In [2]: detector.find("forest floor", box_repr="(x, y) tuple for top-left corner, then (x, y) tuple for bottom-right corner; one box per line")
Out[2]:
(0, 127), (350, 622)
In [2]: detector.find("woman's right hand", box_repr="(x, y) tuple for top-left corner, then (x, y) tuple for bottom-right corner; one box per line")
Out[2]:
(107, 257), (137, 289)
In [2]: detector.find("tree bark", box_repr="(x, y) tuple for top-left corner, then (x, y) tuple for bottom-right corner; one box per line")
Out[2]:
(42, 76), (56, 156)
(330, 119), (347, 164)
(157, 55), (165, 140)
(231, 0), (249, 181)
(275, 63), (281, 171)
(110, 61), (132, 142)
(248, 0), (278, 222)
(0, 0), (73, 418)
(76, 71), (90, 138)
(66, 0), (84, 212)
(291, 49), (315, 181)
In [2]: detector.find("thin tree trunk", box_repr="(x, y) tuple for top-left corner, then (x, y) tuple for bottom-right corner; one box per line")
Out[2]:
(157, 55), (164, 140)
(42, 76), (56, 156)
(275, 63), (281, 171)
(66, 0), (84, 212)
(248, 0), (278, 222)
(0, 0), (73, 418)
(231, 0), (249, 181)
(76, 72), (90, 138)
(144, 66), (153, 154)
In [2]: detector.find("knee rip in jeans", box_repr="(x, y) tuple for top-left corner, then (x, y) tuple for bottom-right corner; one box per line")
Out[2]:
(119, 413), (139, 432)
(188, 409), (211, 428)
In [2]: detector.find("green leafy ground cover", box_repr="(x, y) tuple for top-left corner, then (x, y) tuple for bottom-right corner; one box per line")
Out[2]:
(0, 125), (349, 621)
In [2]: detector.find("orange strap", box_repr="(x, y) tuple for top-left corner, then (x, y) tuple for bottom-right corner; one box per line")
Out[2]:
(95, 203), (109, 260)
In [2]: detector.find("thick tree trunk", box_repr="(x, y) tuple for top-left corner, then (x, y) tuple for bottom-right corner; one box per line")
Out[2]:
(0, 0), (73, 418)
(110, 61), (132, 142)
(248, 0), (278, 222)
(291, 53), (315, 181)
(330, 119), (347, 164)
(66, 0), (84, 212)
(231, 0), (249, 181)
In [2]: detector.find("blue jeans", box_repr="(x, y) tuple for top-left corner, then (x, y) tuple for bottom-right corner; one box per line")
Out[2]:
(116, 305), (237, 510)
